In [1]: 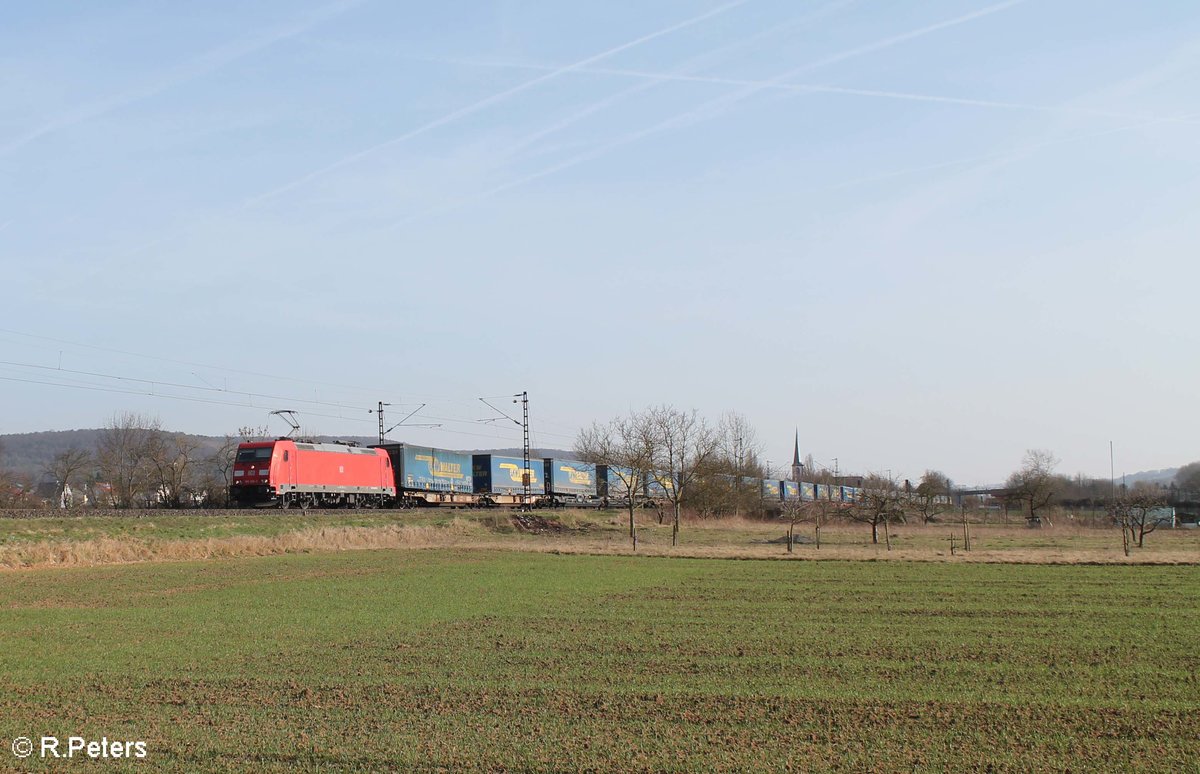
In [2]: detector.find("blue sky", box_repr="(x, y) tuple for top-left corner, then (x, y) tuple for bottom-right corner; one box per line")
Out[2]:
(2, 0), (1198, 485)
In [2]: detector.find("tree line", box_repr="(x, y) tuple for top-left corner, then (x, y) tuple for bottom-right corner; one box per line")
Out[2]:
(0, 412), (272, 509)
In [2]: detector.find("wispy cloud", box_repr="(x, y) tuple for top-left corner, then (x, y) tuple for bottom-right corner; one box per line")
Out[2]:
(0, 0), (365, 158)
(498, 0), (858, 162)
(245, 0), (752, 206)
(423, 59), (1198, 126)
(788, 0), (1029, 76)
(825, 112), (1200, 193)
(378, 0), (1033, 229)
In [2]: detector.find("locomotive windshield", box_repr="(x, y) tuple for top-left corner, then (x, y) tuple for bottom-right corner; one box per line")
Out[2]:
(236, 447), (273, 463)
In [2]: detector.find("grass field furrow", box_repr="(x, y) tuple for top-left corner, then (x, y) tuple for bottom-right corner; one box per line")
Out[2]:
(1, 516), (1197, 771)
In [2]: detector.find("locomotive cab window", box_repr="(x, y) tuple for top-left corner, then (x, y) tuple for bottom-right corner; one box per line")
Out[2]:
(236, 447), (273, 462)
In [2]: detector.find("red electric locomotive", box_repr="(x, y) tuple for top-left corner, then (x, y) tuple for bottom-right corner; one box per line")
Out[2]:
(230, 439), (396, 508)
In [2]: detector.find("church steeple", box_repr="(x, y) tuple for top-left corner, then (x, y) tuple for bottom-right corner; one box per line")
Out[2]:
(791, 429), (803, 482)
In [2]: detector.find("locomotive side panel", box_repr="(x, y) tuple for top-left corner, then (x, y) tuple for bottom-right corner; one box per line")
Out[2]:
(284, 443), (394, 496)
(231, 441), (393, 507)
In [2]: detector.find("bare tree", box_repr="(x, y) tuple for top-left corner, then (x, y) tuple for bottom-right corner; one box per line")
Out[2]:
(847, 474), (907, 547)
(915, 470), (952, 524)
(1005, 449), (1062, 526)
(149, 434), (204, 508)
(719, 412), (763, 517)
(1111, 490), (1169, 555)
(0, 470), (34, 508)
(44, 447), (92, 508)
(576, 413), (657, 546)
(779, 495), (833, 552)
(648, 406), (720, 547)
(780, 497), (805, 553)
(203, 435), (240, 506)
(96, 412), (162, 508)
(238, 424), (274, 442)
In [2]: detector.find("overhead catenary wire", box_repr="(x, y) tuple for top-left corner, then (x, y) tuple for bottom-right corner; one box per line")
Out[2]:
(0, 368), (580, 444)
(0, 358), (380, 414)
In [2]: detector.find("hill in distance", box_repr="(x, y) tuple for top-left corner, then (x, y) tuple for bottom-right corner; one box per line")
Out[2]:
(0, 429), (573, 480)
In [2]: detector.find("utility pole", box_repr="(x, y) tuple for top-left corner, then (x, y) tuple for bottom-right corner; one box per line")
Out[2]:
(1110, 441), (1116, 503)
(517, 391), (530, 508)
(375, 401), (390, 446)
(372, 402), (439, 445)
(734, 433), (743, 518)
(479, 391), (531, 508)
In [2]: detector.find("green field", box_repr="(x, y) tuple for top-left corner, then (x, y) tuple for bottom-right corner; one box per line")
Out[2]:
(1, 547), (1197, 772)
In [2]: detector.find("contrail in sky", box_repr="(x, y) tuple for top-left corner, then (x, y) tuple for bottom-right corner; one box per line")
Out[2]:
(499, 0), (858, 162)
(786, 0), (1030, 76)
(245, 0), (752, 205)
(380, 0), (1033, 230)
(0, 0), (365, 158)
(824, 112), (1200, 192)
(430, 60), (1195, 125)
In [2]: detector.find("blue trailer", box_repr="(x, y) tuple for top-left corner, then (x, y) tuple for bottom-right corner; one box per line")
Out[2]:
(598, 465), (639, 501)
(801, 482), (816, 501)
(473, 454), (545, 495)
(761, 479), (782, 502)
(544, 458), (597, 501)
(783, 481), (800, 500)
(646, 473), (676, 499)
(375, 443), (476, 505)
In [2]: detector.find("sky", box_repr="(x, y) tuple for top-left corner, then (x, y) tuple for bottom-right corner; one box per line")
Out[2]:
(1, 0), (1198, 486)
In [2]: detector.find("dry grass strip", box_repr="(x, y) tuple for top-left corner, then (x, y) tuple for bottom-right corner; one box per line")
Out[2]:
(0, 520), (482, 571)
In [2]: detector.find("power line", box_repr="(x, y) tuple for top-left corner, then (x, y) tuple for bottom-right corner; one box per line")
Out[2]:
(0, 373), (371, 423)
(0, 327), (390, 396)
(0, 358), (379, 414)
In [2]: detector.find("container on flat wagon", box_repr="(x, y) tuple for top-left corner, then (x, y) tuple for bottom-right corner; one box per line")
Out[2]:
(782, 481), (800, 500)
(645, 472), (676, 498)
(376, 443), (474, 492)
(801, 482), (816, 501)
(598, 465), (638, 499)
(473, 454), (545, 495)
(761, 479), (782, 501)
(544, 458), (596, 497)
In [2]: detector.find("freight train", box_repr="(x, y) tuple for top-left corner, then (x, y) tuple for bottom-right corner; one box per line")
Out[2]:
(229, 439), (862, 509)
